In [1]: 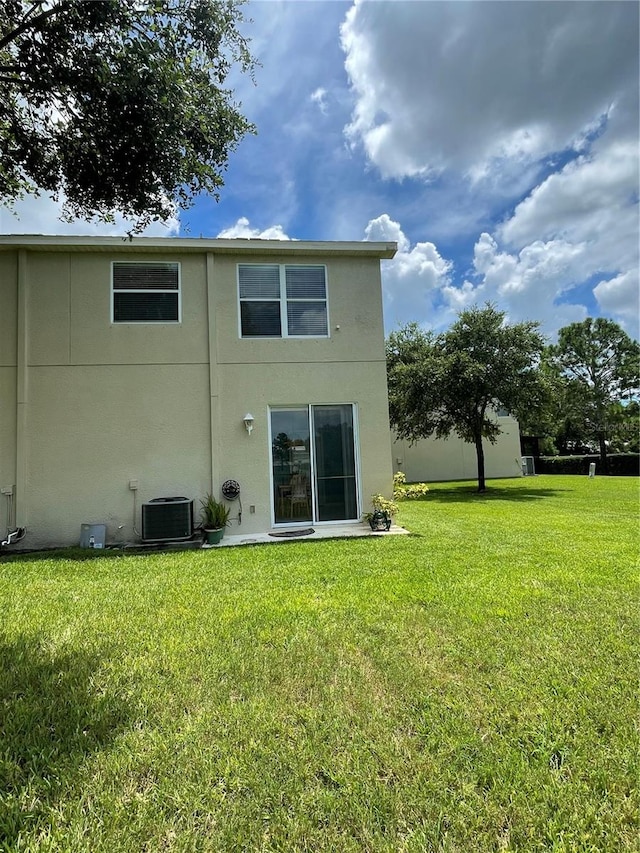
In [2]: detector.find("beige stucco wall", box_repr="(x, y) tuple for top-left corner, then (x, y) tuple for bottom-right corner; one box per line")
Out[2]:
(27, 252), (209, 366)
(216, 360), (392, 533)
(25, 364), (211, 547)
(212, 254), (386, 365)
(1, 243), (393, 548)
(393, 416), (524, 483)
(209, 252), (392, 533)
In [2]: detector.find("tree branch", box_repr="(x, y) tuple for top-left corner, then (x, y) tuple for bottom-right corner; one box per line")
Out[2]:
(130, 21), (157, 47)
(16, 0), (46, 30)
(0, 74), (41, 87)
(0, 1), (72, 52)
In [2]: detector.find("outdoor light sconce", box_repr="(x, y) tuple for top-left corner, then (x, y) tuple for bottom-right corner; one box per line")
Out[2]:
(243, 413), (255, 435)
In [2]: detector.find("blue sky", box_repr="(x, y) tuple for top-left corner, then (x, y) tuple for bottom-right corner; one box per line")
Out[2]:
(2, 0), (638, 341)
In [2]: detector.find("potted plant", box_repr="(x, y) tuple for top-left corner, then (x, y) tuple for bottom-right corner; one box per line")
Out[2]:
(364, 493), (398, 532)
(200, 493), (231, 545)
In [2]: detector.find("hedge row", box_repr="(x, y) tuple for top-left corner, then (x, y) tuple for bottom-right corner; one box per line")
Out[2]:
(536, 454), (640, 476)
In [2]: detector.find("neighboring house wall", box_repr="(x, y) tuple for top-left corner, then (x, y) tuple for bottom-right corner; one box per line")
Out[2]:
(392, 415), (524, 482)
(0, 237), (396, 549)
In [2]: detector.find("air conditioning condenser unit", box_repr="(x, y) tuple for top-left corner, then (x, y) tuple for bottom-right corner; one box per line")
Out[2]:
(142, 497), (193, 542)
(521, 456), (535, 476)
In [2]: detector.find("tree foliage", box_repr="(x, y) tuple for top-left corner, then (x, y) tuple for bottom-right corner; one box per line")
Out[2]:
(545, 318), (640, 471)
(0, 0), (255, 229)
(607, 400), (640, 454)
(387, 305), (546, 492)
(518, 364), (593, 455)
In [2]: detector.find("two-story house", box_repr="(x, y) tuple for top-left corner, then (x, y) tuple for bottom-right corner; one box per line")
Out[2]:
(0, 236), (397, 549)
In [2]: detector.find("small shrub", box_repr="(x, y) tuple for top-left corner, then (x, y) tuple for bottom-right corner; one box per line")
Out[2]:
(393, 470), (430, 500)
(370, 493), (399, 517)
(362, 473), (431, 524)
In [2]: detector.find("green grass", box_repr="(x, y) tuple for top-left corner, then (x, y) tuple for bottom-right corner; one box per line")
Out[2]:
(0, 475), (638, 852)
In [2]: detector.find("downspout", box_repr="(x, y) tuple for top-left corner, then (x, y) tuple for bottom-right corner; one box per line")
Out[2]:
(206, 252), (220, 496)
(15, 249), (28, 532)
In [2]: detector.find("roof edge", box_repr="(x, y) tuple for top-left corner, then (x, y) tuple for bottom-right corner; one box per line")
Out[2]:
(0, 235), (397, 259)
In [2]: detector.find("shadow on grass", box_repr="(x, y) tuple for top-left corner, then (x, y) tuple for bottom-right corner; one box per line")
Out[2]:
(419, 484), (572, 504)
(0, 636), (134, 844)
(0, 547), (129, 564)
(0, 543), (202, 564)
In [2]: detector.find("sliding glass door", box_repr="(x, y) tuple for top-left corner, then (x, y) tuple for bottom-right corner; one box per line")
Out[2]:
(312, 405), (357, 521)
(271, 408), (312, 524)
(270, 405), (358, 525)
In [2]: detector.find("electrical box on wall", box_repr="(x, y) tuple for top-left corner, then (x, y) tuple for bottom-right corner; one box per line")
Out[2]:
(80, 523), (106, 548)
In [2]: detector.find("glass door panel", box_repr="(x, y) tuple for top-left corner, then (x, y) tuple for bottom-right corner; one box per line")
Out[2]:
(271, 409), (312, 524)
(312, 405), (358, 521)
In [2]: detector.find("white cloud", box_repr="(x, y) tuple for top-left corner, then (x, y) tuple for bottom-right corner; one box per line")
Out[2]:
(476, 233), (588, 299)
(235, 4), (637, 343)
(490, 130), (638, 335)
(440, 280), (478, 314)
(1, 193), (180, 237)
(370, 214), (636, 339)
(341, 1), (638, 181)
(310, 87), (329, 115)
(499, 138), (639, 265)
(459, 232), (591, 329)
(594, 271), (640, 326)
(437, 236), (587, 335)
(216, 217), (292, 240)
(364, 213), (409, 253)
(338, 0), (638, 340)
(365, 215), (594, 336)
(444, 228), (639, 338)
(364, 214), (452, 330)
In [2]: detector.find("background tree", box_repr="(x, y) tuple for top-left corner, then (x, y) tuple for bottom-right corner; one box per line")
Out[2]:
(607, 400), (640, 454)
(272, 432), (291, 470)
(546, 318), (640, 473)
(0, 0), (255, 230)
(387, 305), (547, 492)
(518, 365), (593, 456)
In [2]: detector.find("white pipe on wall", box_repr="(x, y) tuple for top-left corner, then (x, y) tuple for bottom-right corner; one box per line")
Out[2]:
(15, 249), (29, 534)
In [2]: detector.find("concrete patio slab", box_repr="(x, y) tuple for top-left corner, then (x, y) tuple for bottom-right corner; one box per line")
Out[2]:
(204, 522), (409, 548)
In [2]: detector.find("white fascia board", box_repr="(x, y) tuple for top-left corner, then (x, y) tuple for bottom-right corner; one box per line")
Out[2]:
(0, 235), (397, 260)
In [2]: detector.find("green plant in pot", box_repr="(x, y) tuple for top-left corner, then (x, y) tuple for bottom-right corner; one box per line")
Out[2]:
(364, 493), (398, 532)
(200, 493), (231, 545)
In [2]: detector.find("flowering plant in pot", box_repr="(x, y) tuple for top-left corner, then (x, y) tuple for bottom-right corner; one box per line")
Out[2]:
(364, 493), (398, 531)
(200, 493), (230, 544)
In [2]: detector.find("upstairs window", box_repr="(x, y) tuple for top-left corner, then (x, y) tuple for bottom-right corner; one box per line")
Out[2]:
(239, 264), (328, 338)
(112, 262), (180, 323)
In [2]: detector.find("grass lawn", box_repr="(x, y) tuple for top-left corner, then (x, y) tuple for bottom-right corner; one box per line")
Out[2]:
(0, 475), (638, 852)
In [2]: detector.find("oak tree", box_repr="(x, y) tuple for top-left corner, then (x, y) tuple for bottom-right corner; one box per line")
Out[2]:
(546, 318), (640, 472)
(387, 305), (546, 492)
(0, 0), (255, 230)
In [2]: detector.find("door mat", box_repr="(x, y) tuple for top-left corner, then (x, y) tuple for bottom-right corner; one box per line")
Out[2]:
(269, 528), (315, 538)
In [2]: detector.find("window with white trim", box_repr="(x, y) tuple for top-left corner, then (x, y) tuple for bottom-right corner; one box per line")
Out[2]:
(112, 262), (180, 323)
(238, 264), (328, 338)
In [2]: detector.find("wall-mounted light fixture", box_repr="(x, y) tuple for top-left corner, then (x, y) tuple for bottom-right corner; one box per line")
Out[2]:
(243, 413), (255, 435)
